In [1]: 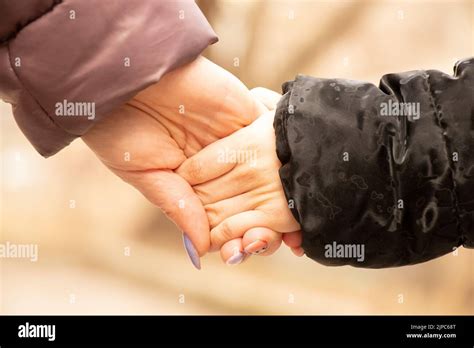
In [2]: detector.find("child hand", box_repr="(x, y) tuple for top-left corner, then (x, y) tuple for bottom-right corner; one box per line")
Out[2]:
(176, 110), (301, 260)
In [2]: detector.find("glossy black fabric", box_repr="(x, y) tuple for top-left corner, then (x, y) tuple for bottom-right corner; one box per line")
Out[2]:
(274, 58), (474, 268)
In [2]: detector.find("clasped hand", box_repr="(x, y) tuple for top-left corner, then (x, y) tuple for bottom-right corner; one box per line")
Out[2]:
(83, 56), (303, 269)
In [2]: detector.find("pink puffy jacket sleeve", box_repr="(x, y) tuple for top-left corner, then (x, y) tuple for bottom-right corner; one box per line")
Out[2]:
(0, 0), (217, 157)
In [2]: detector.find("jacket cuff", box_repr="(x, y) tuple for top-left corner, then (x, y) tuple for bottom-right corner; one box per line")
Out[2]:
(273, 61), (473, 268)
(0, 0), (217, 157)
(273, 80), (301, 225)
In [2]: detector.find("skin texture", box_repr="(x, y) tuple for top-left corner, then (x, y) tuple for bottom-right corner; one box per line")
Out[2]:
(216, 89), (304, 263)
(176, 110), (303, 263)
(82, 56), (301, 265)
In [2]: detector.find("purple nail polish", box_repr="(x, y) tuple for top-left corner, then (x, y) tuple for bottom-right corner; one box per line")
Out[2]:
(182, 233), (201, 270)
(226, 251), (244, 265)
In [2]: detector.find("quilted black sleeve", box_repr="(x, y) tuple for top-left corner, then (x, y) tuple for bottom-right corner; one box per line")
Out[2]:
(274, 58), (474, 268)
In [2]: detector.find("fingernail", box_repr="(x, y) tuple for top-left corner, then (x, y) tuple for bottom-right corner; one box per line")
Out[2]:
(182, 233), (201, 270)
(226, 249), (245, 265)
(244, 239), (268, 255)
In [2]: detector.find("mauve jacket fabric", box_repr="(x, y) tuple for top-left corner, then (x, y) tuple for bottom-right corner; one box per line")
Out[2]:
(274, 58), (474, 268)
(0, 0), (217, 157)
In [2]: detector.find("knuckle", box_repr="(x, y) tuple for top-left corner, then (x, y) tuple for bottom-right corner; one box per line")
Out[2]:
(205, 204), (222, 229)
(219, 220), (234, 240)
(185, 159), (203, 181)
(211, 220), (233, 247)
(236, 164), (256, 182)
(194, 185), (212, 205)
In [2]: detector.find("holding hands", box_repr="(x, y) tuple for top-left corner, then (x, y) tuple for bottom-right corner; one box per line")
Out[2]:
(82, 56), (302, 268)
(3, 0), (470, 272)
(177, 110), (303, 264)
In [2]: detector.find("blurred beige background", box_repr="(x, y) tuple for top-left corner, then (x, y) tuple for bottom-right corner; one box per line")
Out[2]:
(1, 0), (473, 314)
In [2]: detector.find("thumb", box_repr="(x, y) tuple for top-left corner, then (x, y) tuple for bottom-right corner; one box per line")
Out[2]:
(114, 168), (210, 268)
(250, 87), (282, 111)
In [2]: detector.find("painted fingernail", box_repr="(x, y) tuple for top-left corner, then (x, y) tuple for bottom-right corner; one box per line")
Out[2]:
(244, 239), (268, 255)
(182, 233), (201, 270)
(226, 249), (245, 265)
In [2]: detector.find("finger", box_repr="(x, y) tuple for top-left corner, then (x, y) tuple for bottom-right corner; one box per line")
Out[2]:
(250, 87), (282, 110)
(116, 169), (210, 258)
(204, 191), (259, 228)
(282, 230), (303, 248)
(211, 210), (267, 249)
(291, 247), (305, 257)
(176, 135), (238, 186)
(193, 165), (259, 205)
(220, 238), (250, 266)
(242, 227), (282, 256)
(282, 231), (305, 257)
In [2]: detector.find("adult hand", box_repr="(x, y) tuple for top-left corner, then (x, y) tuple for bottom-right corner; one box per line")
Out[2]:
(83, 56), (267, 268)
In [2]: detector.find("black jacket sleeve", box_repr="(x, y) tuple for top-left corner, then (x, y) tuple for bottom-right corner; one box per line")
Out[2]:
(274, 57), (474, 268)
